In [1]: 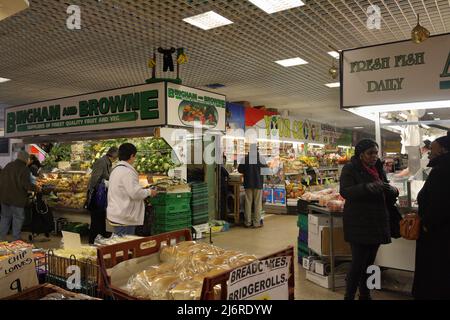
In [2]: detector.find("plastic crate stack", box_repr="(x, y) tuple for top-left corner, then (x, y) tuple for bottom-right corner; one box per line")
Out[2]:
(190, 182), (209, 225)
(297, 199), (309, 263)
(149, 192), (192, 235)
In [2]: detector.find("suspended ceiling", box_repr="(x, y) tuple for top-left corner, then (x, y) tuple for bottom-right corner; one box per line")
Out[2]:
(0, 0), (449, 130)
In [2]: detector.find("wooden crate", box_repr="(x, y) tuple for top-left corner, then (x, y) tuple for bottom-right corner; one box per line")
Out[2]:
(3, 283), (99, 300)
(97, 229), (295, 300)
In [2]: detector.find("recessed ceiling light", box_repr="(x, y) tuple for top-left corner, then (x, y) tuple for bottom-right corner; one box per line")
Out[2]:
(0, 77), (11, 83)
(427, 112), (434, 115)
(275, 57), (308, 67)
(353, 127), (364, 129)
(248, 0), (305, 14)
(325, 82), (340, 88)
(327, 51), (340, 59)
(183, 11), (233, 30)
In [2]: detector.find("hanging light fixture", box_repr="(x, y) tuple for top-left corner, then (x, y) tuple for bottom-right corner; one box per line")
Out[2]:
(328, 58), (338, 80)
(411, 14), (430, 44)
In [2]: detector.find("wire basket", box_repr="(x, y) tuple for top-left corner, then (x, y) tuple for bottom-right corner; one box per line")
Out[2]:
(45, 250), (99, 297)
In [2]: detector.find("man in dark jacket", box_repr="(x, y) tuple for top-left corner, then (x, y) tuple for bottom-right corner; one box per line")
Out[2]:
(340, 139), (398, 300)
(87, 147), (118, 243)
(238, 144), (267, 228)
(413, 132), (450, 300)
(0, 151), (39, 241)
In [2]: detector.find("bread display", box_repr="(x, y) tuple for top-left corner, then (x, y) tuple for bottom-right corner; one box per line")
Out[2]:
(127, 241), (258, 300)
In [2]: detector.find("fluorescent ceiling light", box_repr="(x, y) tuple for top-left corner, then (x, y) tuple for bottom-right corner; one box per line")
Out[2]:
(308, 143), (325, 147)
(427, 112), (434, 115)
(275, 57), (308, 67)
(434, 118), (441, 121)
(183, 11), (233, 30)
(248, 0), (305, 14)
(0, 77), (11, 83)
(353, 126), (364, 129)
(327, 51), (340, 59)
(325, 82), (340, 88)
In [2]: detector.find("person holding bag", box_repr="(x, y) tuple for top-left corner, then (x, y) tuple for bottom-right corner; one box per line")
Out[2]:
(87, 147), (118, 244)
(340, 139), (398, 300)
(412, 132), (450, 300)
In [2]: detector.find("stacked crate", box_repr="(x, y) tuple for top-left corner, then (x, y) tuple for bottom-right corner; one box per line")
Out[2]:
(149, 192), (192, 235)
(190, 182), (209, 225)
(297, 199), (310, 263)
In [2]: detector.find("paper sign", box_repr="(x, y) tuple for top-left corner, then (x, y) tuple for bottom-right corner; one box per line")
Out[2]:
(62, 231), (82, 249)
(227, 256), (291, 300)
(0, 248), (39, 298)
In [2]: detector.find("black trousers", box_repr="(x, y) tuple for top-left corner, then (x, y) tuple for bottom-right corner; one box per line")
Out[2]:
(89, 207), (107, 244)
(345, 243), (380, 299)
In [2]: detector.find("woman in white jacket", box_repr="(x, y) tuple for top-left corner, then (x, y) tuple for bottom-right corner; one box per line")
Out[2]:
(107, 143), (157, 235)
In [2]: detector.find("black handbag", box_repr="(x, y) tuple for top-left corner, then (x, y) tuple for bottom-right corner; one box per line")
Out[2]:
(388, 204), (402, 239)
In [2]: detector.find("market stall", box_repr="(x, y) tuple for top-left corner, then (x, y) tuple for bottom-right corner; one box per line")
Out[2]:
(4, 81), (227, 236)
(223, 107), (353, 216)
(341, 32), (450, 272)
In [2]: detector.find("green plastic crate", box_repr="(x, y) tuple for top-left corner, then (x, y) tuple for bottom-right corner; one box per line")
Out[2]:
(154, 216), (192, 228)
(191, 197), (209, 205)
(192, 210), (208, 217)
(297, 214), (308, 231)
(155, 211), (192, 224)
(149, 193), (191, 206)
(153, 202), (191, 215)
(192, 203), (209, 213)
(152, 224), (192, 234)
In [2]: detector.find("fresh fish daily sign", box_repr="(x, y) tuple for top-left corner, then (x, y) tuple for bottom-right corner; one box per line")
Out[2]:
(341, 33), (450, 108)
(227, 256), (291, 300)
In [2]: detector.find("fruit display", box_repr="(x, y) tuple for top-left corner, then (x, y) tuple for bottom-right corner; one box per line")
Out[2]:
(42, 144), (72, 171)
(286, 181), (305, 199)
(299, 156), (319, 168)
(54, 192), (87, 209)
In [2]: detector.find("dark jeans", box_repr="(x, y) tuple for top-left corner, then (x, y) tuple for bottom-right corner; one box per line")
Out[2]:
(89, 207), (107, 244)
(345, 243), (380, 300)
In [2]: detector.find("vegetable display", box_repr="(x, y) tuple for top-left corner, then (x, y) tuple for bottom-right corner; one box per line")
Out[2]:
(178, 101), (218, 127)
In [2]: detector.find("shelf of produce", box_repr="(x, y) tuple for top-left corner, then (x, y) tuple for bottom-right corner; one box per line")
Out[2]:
(318, 168), (339, 171)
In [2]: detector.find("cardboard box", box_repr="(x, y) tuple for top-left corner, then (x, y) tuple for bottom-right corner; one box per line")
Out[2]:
(302, 256), (320, 271)
(313, 260), (330, 276)
(308, 214), (350, 256)
(308, 226), (351, 256)
(306, 270), (347, 289)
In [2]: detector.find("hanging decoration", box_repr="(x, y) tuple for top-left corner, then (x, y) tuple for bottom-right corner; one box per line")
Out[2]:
(146, 47), (188, 85)
(329, 59), (338, 80)
(411, 14), (430, 44)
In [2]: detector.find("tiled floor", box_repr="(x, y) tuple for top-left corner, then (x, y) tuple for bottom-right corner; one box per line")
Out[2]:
(15, 214), (412, 300)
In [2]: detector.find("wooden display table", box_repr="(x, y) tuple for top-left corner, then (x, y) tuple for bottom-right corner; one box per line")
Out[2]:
(228, 181), (243, 225)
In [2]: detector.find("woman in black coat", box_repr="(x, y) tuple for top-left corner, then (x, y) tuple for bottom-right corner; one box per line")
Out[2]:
(413, 133), (450, 300)
(340, 139), (398, 300)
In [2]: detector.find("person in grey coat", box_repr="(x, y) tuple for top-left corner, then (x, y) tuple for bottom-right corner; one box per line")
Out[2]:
(87, 147), (118, 243)
(0, 151), (39, 241)
(340, 139), (398, 300)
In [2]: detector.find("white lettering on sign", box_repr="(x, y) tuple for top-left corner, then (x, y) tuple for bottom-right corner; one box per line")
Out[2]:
(366, 265), (381, 290)
(66, 5), (81, 30)
(228, 256), (290, 300)
(66, 266), (81, 290)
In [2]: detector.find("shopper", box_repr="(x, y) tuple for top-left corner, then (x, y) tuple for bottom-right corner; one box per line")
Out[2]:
(219, 155), (230, 219)
(340, 139), (398, 300)
(107, 143), (157, 236)
(0, 151), (39, 241)
(87, 147), (118, 243)
(238, 144), (267, 228)
(413, 132), (450, 300)
(28, 154), (41, 177)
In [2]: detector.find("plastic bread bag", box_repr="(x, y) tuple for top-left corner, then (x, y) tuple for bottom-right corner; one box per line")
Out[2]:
(127, 263), (175, 299)
(146, 274), (180, 300)
(173, 253), (210, 281)
(169, 280), (203, 300)
(228, 254), (258, 269)
(160, 241), (197, 263)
